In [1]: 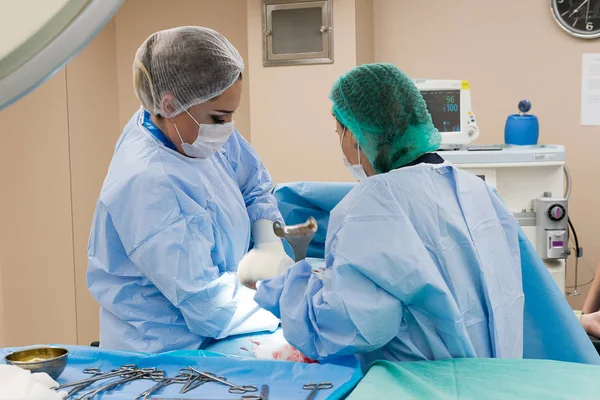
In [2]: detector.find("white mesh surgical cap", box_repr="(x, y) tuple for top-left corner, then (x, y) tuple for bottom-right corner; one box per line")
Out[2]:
(133, 26), (245, 118)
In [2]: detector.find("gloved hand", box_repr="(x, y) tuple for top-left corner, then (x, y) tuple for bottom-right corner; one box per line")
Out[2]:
(238, 220), (294, 289)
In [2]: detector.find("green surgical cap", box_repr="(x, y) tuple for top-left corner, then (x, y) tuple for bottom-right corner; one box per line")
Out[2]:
(330, 63), (442, 173)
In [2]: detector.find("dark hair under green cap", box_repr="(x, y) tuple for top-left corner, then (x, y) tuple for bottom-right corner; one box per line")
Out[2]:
(329, 63), (441, 173)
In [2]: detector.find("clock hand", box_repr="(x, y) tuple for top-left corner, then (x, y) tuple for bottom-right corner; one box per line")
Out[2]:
(569, 0), (590, 18)
(585, 0), (591, 25)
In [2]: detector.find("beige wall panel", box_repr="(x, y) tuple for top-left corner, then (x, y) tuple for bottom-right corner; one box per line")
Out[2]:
(355, 0), (374, 65)
(0, 71), (77, 346)
(247, 0), (359, 184)
(66, 20), (120, 346)
(374, 0), (600, 309)
(114, 0), (251, 139)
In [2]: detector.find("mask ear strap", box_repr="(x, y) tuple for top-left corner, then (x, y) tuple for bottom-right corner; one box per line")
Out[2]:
(185, 109), (201, 127)
(173, 122), (185, 145)
(341, 126), (362, 166)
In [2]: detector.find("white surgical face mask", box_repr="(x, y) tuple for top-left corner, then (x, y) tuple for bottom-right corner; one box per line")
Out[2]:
(340, 127), (368, 181)
(174, 110), (234, 159)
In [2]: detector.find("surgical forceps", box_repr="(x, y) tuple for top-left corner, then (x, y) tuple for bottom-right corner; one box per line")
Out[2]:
(179, 369), (226, 394)
(303, 382), (333, 400)
(134, 374), (190, 400)
(187, 367), (258, 394)
(60, 368), (110, 397)
(146, 387), (267, 400)
(76, 368), (165, 399)
(58, 364), (139, 390)
(147, 396), (263, 400)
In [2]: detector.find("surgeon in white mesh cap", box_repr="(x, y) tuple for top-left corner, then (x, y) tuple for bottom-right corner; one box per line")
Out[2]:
(87, 26), (292, 353)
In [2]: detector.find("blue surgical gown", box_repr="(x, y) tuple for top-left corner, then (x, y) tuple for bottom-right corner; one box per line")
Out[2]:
(87, 109), (281, 353)
(256, 162), (525, 370)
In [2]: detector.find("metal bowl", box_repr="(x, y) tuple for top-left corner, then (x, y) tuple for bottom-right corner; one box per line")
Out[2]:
(4, 347), (68, 380)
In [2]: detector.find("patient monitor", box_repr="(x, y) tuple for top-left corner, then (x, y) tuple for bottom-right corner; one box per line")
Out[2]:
(413, 79), (479, 149)
(415, 79), (570, 295)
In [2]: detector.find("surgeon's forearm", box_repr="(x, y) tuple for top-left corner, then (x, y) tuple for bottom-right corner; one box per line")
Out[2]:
(583, 262), (600, 313)
(177, 273), (261, 339)
(226, 131), (282, 225)
(244, 167), (282, 224)
(245, 193), (283, 226)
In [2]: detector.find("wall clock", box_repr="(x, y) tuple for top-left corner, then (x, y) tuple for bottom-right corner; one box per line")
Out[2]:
(551, 0), (600, 39)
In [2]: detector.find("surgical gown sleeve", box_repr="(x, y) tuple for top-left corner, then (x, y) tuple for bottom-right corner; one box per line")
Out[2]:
(255, 182), (439, 359)
(223, 129), (282, 224)
(99, 196), (272, 340)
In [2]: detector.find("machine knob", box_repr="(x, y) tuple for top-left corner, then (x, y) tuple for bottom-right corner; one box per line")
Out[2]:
(547, 204), (566, 222)
(518, 99), (532, 114)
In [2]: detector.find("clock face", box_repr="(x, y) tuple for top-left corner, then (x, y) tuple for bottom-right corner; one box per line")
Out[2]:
(552, 0), (600, 39)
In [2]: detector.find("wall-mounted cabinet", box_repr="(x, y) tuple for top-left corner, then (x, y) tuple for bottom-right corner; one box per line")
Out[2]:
(262, 0), (333, 66)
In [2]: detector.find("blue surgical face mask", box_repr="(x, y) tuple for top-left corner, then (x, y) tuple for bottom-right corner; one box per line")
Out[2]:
(340, 127), (368, 181)
(174, 110), (234, 159)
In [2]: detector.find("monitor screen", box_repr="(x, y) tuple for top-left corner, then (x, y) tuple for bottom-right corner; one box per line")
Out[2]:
(420, 90), (461, 133)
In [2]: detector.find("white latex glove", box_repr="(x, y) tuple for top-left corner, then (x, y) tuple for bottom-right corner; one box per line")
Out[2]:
(0, 364), (67, 400)
(238, 220), (294, 289)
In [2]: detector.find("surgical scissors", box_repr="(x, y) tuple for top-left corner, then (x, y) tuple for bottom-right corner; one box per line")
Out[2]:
(188, 367), (258, 394)
(237, 384), (269, 400)
(258, 384), (270, 400)
(244, 384), (270, 400)
(179, 368), (226, 394)
(303, 382), (333, 400)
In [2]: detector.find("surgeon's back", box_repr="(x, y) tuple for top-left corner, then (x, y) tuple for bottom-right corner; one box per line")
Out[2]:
(256, 158), (525, 370)
(327, 160), (524, 368)
(254, 62), (524, 369)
